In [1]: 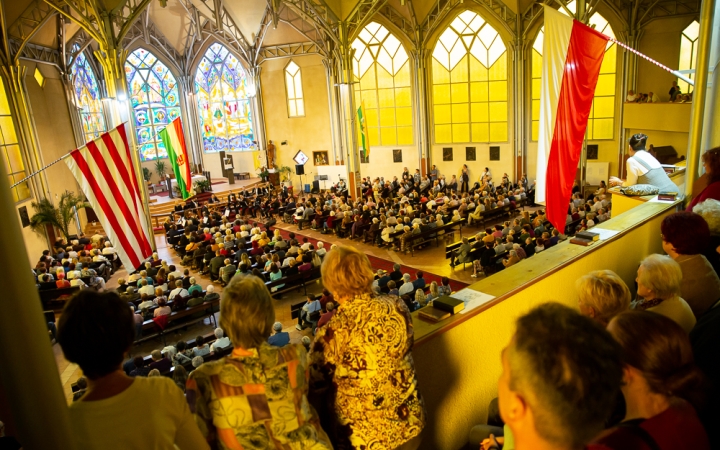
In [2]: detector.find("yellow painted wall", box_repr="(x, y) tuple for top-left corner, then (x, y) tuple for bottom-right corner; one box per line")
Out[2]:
(360, 145), (419, 181)
(260, 55), (332, 190)
(431, 143), (515, 185)
(411, 201), (678, 449)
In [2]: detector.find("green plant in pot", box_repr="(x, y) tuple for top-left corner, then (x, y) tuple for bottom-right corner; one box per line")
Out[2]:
(154, 160), (166, 180)
(278, 165), (292, 185)
(30, 191), (89, 241)
(194, 179), (211, 193)
(142, 167), (152, 183)
(258, 168), (269, 182)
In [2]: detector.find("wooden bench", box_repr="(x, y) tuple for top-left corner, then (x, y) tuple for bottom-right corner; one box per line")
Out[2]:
(405, 221), (462, 256)
(134, 298), (221, 345)
(265, 266), (322, 297)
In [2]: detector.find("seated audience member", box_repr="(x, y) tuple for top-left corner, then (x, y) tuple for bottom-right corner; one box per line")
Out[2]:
(268, 322), (290, 347)
(173, 365), (188, 393)
(173, 341), (193, 365)
(55, 271), (70, 288)
(660, 211), (720, 318)
(191, 356), (204, 369)
(576, 270), (631, 326)
(219, 258), (237, 284)
(168, 280), (189, 301)
(398, 273), (414, 296)
(203, 284), (220, 302)
(56, 291), (208, 448)
(635, 254), (696, 333)
(187, 277), (203, 296)
(129, 356), (150, 377)
(148, 349), (172, 373)
(412, 271), (426, 290)
(187, 275), (331, 448)
(495, 303), (622, 450)
(153, 298), (171, 318)
(296, 295), (321, 331)
(137, 294), (154, 310)
(209, 328), (230, 352)
(593, 311), (710, 449)
(192, 335), (211, 357)
(317, 302), (336, 328)
(387, 280), (399, 297)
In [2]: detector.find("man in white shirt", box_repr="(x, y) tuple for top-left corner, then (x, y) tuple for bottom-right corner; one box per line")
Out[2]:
(101, 241), (117, 256)
(296, 295), (321, 330)
(647, 91), (659, 103)
(169, 280), (189, 300)
(398, 273), (414, 296)
(138, 279), (155, 296)
(625, 89), (637, 102)
(210, 328), (231, 351)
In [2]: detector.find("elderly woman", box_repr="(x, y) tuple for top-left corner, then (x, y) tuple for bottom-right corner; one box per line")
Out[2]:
(635, 254), (696, 333)
(309, 246), (425, 449)
(502, 250), (520, 268)
(575, 270), (631, 326)
(187, 275), (331, 448)
(688, 147), (720, 209)
(660, 211), (720, 318)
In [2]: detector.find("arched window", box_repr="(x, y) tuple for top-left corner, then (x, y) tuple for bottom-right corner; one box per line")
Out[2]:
(431, 11), (508, 144)
(285, 61), (304, 117)
(531, 3), (617, 140)
(125, 48), (181, 161)
(195, 43), (255, 153)
(70, 44), (107, 143)
(0, 78), (30, 202)
(678, 20), (699, 94)
(352, 22), (413, 147)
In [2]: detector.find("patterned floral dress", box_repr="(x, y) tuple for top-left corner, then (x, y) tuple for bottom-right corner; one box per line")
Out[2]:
(309, 293), (426, 449)
(186, 343), (332, 449)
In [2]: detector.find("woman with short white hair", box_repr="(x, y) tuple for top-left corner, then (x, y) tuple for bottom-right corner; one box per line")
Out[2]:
(576, 270), (631, 326)
(635, 254), (696, 333)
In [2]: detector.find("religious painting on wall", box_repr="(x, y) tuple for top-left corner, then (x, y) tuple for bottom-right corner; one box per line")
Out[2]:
(466, 146), (476, 161)
(360, 151), (369, 164)
(313, 151), (329, 166)
(443, 147), (453, 161)
(393, 149), (402, 163)
(587, 144), (599, 160)
(490, 146), (500, 161)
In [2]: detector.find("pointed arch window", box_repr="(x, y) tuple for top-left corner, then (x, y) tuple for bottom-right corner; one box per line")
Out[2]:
(531, 2), (617, 140)
(431, 11), (508, 144)
(70, 44), (107, 143)
(125, 48), (181, 161)
(0, 78), (30, 202)
(195, 43), (255, 153)
(678, 20), (699, 94)
(285, 61), (305, 117)
(352, 22), (413, 146)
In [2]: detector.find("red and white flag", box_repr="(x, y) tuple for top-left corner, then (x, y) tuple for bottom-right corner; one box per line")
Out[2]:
(65, 124), (153, 270)
(536, 5), (609, 231)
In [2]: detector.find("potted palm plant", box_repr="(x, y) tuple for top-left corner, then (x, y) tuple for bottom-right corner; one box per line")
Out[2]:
(278, 165), (293, 187)
(154, 160), (166, 181)
(142, 167), (152, 183)
(30, 191), (89, 241)
(194, 179), (211, 193)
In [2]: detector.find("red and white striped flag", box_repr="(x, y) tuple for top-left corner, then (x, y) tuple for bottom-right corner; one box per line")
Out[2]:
(65, 124), (153, 270)
(536, 5), (609, 231)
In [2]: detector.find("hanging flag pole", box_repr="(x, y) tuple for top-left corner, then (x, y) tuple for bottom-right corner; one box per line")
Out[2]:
(608, 37), (695, 87)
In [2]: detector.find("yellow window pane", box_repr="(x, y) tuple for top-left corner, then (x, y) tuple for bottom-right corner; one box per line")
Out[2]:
(380, 127), (397, 146)
(434, 105), (452, 124)
(452, 123), (470, 143)
(436, 124), (452, 143)
(450, 55), (469, 83)
(361, 90), (378, 109)
(434, 85), (451, 104)
(394, 63), (411, 87)
(488, 81), (507, 101)
(471, 102), (489, 123)
(377, 65), (394, 89)
(366, 108), (379, 128)
(0, 117), (17, 144)
(451, 83), (469, 103)
(354, 91), (361, 107)
(472, 123), (489, 142)
(378, 88), (395, 108)
(5, 144), (23, 173)
(488, 55), (507, 80)
(379, 108), (396, 126)
(296, 100), (305, 116)
(397, 126), (413, 145)
(13, 176), (30, 202)
(396, 107), (413, 126)
(586, 120), (594, 140)
(0, 81), (11, 116)
(531, 99), (540, 121)
(360, 67), (377, 91)
(593, 96), (615, 118)
(595, 74), (615, 96)
(368, 127), (380, 146)
(469, 56), (488, 82)
(531, 120), (539, 141)
(531, 79), (541, 100)
(600, 45), (616, 75)
(288, 100), (297, 117)
(532, 51), (543, 78)
(591, 118), (613, 140)
(395, 87), (412, 107)
(470, 82), (488, 102)
(489, 102), (507, 122)
(451, 103), (469, 123)
(489, 122), (507, 142)
(432, 59), (450, 84)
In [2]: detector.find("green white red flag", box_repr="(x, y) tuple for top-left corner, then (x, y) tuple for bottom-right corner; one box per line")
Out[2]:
(159, 117), (192, 200)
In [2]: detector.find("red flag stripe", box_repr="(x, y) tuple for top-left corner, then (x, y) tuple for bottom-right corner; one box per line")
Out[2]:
(85, 140), (152, 256)
(117, 124), (144, 210)
(69, 151), (142, 269)
(545, 21), (608, 232)
(113, 126), (147, 230)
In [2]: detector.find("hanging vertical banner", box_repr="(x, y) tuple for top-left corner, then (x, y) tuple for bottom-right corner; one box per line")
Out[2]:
(65, 124), (153, 271)
(159, 117), (192, 199)
(357, 101), (369, 158)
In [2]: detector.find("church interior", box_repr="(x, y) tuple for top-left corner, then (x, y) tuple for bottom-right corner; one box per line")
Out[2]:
(0, 0), (719, 447)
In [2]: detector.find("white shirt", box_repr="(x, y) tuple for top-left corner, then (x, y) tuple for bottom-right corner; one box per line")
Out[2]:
(169, 288), (189, 300)
(398, 281), (414, 296)
(68, 377), (207, 450)
(626, 94), (637, 102)
(102, 247), (116, 255)
(647, 93), (659, 103)
(623, 150), (663, 186)
(138, 285), (155, 296)
(210, 336), (231, 352)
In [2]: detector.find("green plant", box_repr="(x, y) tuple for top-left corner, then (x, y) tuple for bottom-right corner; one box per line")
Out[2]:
(154, 160), (166, 179)
(142, 167), (152, 182)
(30, 191), (89, 241)
(278, 165), (292, 182)
(194, 179), (211, 193)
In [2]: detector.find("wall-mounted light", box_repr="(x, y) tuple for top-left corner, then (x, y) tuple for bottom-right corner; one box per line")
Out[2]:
(117, 93), (128, 102)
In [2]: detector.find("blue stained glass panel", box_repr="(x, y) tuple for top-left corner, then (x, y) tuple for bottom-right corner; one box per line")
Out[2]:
(70, 44), (107, 143)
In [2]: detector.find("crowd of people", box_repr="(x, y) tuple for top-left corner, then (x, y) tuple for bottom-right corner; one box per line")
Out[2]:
(625, 81), (693, 103)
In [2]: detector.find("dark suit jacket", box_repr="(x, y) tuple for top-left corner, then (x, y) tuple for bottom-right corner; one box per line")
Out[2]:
(390, 270), (403, 282)
(412, 278), (426, 290)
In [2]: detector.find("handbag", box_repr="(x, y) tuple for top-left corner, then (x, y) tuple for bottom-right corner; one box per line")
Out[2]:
(620, 184), (659, 196)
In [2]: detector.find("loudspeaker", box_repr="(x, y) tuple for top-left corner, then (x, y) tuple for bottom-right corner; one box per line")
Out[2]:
(312, 180), (320, 193)
(295, 164), (305, 175)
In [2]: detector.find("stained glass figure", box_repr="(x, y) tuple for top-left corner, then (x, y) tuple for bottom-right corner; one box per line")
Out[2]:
(70, 44), (107, 144)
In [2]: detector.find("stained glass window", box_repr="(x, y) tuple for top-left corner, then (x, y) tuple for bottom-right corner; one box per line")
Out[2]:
(679, 20), (699, 94)
(0, 78), (30, 202)
(431, 11), (508, 144)
(70, 44), (107, 144)
(285, 61), (305, 117)
(352, 22), (413, 146)
(124, 48), (181, 161)
(195, 43), (255, 153)
(531, 2), (617, 140)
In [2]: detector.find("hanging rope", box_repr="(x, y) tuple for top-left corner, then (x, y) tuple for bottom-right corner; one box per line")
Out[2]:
(608, 37), (695, 87)
(11, 152), (74, 189)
